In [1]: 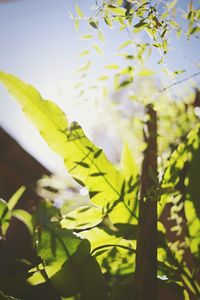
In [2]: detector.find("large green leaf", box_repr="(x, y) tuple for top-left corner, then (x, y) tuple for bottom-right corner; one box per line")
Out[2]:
(79, 227), (136, 276)
(29, 200), (108, 299)
(29, 224), (108, 299)
(121, 143), (139, 182)
(0, 71), (137, 224)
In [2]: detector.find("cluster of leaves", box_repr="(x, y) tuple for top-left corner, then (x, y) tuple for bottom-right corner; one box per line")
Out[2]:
(0, 72), (199, 299)
(71, 0), (200, 97)
(0, 186), (33, 239)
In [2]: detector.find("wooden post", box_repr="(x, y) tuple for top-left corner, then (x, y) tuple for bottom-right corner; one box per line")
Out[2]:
(135, 104), (158, 300)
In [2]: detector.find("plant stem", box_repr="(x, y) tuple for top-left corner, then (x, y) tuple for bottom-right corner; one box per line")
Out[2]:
(135, 104), (158, 300)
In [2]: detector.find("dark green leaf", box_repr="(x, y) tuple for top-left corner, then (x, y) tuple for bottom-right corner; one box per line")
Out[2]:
(89, 18), (98, 29)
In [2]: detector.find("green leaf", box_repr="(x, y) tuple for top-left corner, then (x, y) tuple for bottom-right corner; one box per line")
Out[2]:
(8, 186), (25, 211)
(173, 69), (186, 75)
(121, 143), (138, 182)
(134, 20), (147, 28)
(105, 64), (120, 69)
(188, 26), (200, 36)
(74, 19), (79, 32)
(61, 205), (103, 230)
(29, 224), (108, 299)
(80, 34), (93, 39)
(168, 0), (178, 9)
(118, 40), (132, 50)
(105, 5), (126, 16)
(98, 30), (105, 42)
(138, 69), (155, 77)
(75, 4), (84, 18)
(160, 11), (169, 19)
(0, 71), (136, 224)
(0, 198), (11, 237)
(89, 18), (98, 29)
(169, 20), (179, 28)
(76, 61), (91, 73)
(80, 227), (136, 275)
(79, 227), (121, 253)
(97, 75), (109, 81)
(79, 50), (90, 57)
(104, 16), (113, 27)
(93, 43), (104, 56)
(12, 209), (33, 234)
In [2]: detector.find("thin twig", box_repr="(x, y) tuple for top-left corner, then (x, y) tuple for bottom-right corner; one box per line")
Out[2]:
(158, 71), (200, 95)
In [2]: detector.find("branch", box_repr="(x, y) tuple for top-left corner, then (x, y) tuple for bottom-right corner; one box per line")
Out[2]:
(156, 71), (200, 97)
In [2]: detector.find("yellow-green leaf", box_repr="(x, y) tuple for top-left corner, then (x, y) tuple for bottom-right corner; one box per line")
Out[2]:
(75, 4), (84, 18)
(118, 40), (132, 50)
(105, 64), (119, 69)
(106, 5), (126, 16)
(80, 34), (93, 39)
(79, 50), (90, 57)
(93, 43), (104, 56)
(0, 71), (135, 224)
(12, 209), (33, 234)
(75, 19), (79, 32)
(138, 69), (155, 77)
(121, 143), (138, 181)
(61, 205), (103, 230)
(8, 186), (25, 211)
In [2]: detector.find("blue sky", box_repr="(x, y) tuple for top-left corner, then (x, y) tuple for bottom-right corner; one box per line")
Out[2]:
(0, 0), (199, 172)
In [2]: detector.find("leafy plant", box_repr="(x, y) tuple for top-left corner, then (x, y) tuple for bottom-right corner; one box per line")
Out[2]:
(0, 186), (33, 239)
(0, 1), (200, 299)
(0, 70), (199, 299)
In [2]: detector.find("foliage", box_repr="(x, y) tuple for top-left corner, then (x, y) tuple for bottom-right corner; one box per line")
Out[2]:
(0, 186), (33, 238)
(0, 70), (200, 299)
(0, 1), (200, 299)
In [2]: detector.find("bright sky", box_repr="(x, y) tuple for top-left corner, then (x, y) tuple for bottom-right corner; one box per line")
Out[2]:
(0, 0), (199, 173)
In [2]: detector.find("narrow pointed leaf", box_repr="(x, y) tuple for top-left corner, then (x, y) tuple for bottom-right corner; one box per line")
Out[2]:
(75, 4), (84, 18)
(8, 186), (25, 211)
(12, 209), (33, 234)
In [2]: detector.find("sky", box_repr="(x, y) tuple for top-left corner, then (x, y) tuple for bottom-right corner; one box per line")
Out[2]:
(0, 0), (199, 173)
